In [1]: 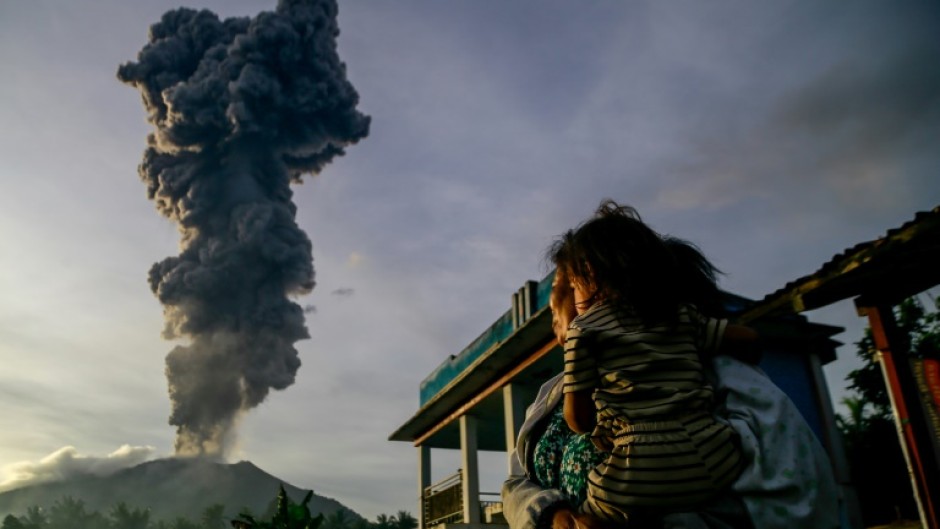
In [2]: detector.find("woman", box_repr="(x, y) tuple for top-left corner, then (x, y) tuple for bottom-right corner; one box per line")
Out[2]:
(502, 234), (840, 529)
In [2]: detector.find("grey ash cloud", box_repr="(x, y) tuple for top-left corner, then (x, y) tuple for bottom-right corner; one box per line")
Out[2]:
(117, 0), (369, 457)
(656, 29), (940, 215)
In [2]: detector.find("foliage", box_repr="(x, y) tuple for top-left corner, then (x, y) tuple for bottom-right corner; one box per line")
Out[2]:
(2, 515), (25, 529)
(110, 502), (152, 529)
(322, 510), (350, 529)
(48, 497), (106, 529)
(1, 487), (414, 529)
(392, 511), (416, 529)
(20, 507), (46, 529)
(232, 485), (323, 529)
(837, 294), (940, 525)
(844, 295), (940, 420)
(200, 505), (226, 529)
(354, 511), (415, 529)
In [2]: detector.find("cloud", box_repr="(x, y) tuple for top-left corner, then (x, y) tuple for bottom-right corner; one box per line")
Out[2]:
(331, 288), (355, 297)
(0, 445), (157, 492)
(769, 48), (940, 199)
(654, 42), (940, 215)
(346, 252), (363, 268)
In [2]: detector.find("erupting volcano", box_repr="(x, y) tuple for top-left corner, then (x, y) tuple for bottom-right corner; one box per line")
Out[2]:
(117, 0), (369, 457)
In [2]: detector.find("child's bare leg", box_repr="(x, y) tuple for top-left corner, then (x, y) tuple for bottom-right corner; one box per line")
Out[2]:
(579, 496), (630, 528)
(572, 512), (620, 529)
(580, 493), (660, 529)
(575, 511), (662, 529)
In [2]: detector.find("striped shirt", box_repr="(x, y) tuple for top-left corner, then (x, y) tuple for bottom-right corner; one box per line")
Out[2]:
(562, 302), (728, 424)
(562, 302), (741, 522)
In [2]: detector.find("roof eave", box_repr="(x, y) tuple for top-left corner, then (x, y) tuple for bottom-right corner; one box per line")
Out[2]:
(389, 307), (552, 443)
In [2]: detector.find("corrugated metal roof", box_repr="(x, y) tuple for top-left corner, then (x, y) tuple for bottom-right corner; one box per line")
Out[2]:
(741, 205), (940, 322)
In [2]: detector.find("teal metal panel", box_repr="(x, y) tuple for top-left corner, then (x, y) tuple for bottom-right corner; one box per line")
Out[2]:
(419, 272), (555, 406)
(419, 310), (515, 405)
(534, 271), (554, 314)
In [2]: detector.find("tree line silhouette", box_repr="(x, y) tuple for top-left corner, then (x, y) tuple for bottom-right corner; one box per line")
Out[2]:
(1, 486), (418, 529)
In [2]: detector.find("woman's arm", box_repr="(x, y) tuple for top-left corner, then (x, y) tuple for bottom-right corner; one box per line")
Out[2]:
(502, 374), (580, 529)
(502, 431), (574, 529)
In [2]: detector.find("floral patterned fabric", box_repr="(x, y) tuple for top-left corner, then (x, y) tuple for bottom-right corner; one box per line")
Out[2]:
(532, 406), (606, 506)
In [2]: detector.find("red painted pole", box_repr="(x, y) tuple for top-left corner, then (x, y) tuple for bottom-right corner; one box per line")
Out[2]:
(860, 302), (939, 529)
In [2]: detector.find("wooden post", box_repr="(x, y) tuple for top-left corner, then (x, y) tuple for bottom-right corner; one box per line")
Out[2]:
(857, 300), (939, 529)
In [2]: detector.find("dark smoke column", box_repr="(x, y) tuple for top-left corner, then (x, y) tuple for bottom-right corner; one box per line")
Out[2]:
(117, 0), (369, 457)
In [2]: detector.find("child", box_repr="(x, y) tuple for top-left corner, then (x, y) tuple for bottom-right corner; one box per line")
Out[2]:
(531, 266), (608, 515)
(549, 200), (754, 527)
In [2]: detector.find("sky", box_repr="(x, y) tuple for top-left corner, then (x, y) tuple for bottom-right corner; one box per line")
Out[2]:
(1, 0), (939, 520)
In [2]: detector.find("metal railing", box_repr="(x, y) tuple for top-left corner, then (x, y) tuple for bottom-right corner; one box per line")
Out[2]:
(480, 492), (505, 524)
(424, 471), (463, 527)
(422, 472), (506, 527)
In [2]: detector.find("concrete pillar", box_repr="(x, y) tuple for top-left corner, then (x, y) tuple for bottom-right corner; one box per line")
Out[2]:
(522, 280), (537, 321)
(460, 415), (481, 524)
(512, 281), (539, 330)
(418, 446), (431, 529)
(807, 352), (863, 528)
(503, 383), (527, 472)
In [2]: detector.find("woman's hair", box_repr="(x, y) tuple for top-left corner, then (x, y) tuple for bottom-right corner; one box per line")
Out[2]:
(549, 265), (578, 344)
(550, 265), (574, 310)
(548, 199), (724, 322)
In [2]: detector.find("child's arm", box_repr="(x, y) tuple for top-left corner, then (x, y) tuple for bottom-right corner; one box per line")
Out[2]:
(562, 324), (599, 434)
(564, 390), (596, 434)
(692, 305), (762, 365)
(718, 323), (761, 364)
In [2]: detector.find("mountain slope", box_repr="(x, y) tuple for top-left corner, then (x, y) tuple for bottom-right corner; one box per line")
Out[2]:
(0, 458), (359, 522)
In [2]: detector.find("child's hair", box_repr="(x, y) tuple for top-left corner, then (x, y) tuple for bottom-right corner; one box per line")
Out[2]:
(662, 235), (725, 317)
(548, 199), (724, 323)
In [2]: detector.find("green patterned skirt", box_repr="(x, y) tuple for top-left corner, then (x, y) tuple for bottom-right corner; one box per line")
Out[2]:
(533, 406), (606, 506)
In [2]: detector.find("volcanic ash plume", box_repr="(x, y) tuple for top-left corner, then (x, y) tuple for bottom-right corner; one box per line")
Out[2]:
(117, 0), (370, 457)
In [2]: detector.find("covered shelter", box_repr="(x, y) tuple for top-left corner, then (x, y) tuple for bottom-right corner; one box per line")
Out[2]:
(390, 265), (855, 528)
(739, 205), (940, 529)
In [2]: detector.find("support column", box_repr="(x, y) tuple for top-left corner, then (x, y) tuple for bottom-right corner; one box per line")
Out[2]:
(460, 415), (481, 524)
(858, 300), (940, 529)
(807, 351), (863, 528)
(503, 384), (527, 472)
(418, 446), (431, 529)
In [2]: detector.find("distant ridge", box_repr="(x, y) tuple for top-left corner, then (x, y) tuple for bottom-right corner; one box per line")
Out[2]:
(0, 458), (360, 522)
